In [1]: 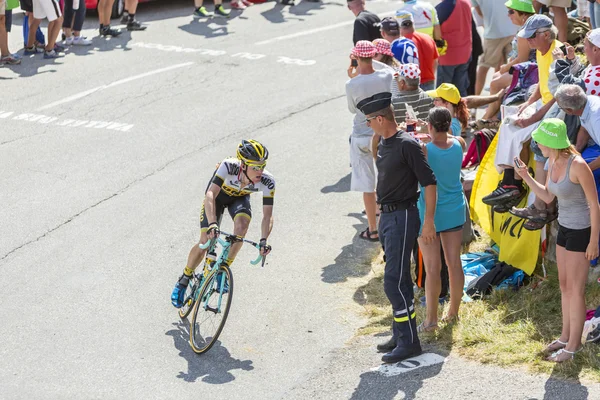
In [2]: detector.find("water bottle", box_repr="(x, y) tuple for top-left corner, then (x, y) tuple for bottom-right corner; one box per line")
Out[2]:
(203, 251), (217, 278)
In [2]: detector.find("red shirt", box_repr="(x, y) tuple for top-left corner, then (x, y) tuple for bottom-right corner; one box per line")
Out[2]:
(404, 31), (439, 84)
(438, 0), (472, 66)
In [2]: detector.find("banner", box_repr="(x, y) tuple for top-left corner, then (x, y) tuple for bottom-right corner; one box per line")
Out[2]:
(469, 130), (540, 276)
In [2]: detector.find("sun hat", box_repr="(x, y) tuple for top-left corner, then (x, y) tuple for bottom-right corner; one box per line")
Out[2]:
(426, 83), (461, 105)
(351, 40), (377, 58)
(531, 118), (570, 149)
(397, 63), (421, 80)
(517, 14), (553, 39)
(391, 38), (419, 64)
(373, 39), (394, 57)
(504, 0), (535, 14)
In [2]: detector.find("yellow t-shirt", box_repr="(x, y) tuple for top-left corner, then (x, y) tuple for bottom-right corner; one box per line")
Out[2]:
(537, 40), (561, 105)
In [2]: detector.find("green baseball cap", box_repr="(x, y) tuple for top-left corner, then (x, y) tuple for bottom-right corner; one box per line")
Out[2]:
(505, 0), (535, 14)
(532, 119), (571, 150)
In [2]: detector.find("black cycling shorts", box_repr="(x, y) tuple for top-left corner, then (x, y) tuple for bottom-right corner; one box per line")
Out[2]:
(199, 193), (252, 232)
(557, 224), (591, 253)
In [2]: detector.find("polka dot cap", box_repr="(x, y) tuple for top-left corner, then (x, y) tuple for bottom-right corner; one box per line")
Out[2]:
(398, 63), (421, 79)
(583, 65), (600, 96)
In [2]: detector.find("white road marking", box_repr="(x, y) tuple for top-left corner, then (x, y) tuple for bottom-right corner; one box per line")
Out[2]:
(37, 62), (195, 111)
(371, 353), (446, 376)
(254, 10), (396, 46)
(0, 110), (134, 134)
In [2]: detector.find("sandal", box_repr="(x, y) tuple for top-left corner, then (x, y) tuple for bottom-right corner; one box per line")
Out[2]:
(543, 338), (567, 355)
(523, 212), (558, 231)
(417, 322), (438, 333)
(359, 228), (379, 242)
(441, 315), (460, 324)
(546, 348), (580, 363)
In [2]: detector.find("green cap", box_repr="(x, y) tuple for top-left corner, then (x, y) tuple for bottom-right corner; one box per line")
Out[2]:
(504, 0), (535, 14)
(532, 119), (571, 150)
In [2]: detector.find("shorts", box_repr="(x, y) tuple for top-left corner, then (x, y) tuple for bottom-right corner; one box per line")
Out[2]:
(32, 0), (61, 21)
(199, 193), (251, 233)
(557, 224), (591, 252)
(19, 0), (32, 12)
(480, 36), (513, 69)
(437, 224), (464, 235)
(0, 0), (5, 15)
(350, 135), (376, 193)
(536, 0), (571, 7)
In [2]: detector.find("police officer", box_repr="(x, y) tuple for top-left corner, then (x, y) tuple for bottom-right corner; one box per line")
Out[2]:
(358, 92), (437, 363)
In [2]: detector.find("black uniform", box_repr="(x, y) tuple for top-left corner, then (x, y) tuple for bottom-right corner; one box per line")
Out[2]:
(376, 131), (436, 350)
(353, 10), (382, 44)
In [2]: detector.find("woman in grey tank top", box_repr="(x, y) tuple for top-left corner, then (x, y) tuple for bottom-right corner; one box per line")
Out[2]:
(515, 119), (600, 363)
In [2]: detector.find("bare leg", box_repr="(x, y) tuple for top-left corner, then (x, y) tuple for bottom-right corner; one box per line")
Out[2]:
(565, 248), (589, 352)
(364, 192), (378, 235)
(187, 231), (209, 272)
(98, 0), (116, 26)
(482, 72), (512, 120)
(125, 0), (139, 13)
(0, 16), (8, 56)
(464, 89), (506, 109)
(226, 215), (250, 263)
(533, 160), (547, 211)
(551, 7), (568, 44)
(27, 19), (42, 48)
(556, 245), (571, 344)
(46, 18), (63, 51)
(440, 229), (464, 319)
(475, 65), (490, 96)
(418, 236), (442, 327)
(194, 0), (204, 7)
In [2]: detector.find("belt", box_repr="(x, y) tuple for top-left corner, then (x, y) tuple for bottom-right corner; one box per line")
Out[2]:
(379, 201), (415, 213)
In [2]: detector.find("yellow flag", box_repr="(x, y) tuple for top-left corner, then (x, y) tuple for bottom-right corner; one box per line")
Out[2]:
(469, 131), (540, 275)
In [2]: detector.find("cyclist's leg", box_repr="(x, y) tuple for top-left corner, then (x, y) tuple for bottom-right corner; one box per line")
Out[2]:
(224, 195), (252, 266)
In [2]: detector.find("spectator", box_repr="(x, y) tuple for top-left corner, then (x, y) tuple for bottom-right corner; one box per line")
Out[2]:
(481, 0), (536, 122)
(472, 0), (519, 96)
(534, 0), (568, 43)
(62, 0), (92, 45)
(397, 10), (439, 91)
(345, 41), (393, 242)
(482, 15), (562, 207)
(347, 0), (381, 45)
(591, 0), (600, 30)
(514, 118), (599, 363)
(193, 0), (229, 18)
(378, 16), (400, 44)
(395, 0), (441, 40)
(20, 0), (46, 53)
(391, 63), (433, 124)
(358, 91), (437, 363)
(27, 0), (63, 58)
(391, 37), (419, 65)
(0, 0), (20, 64)
(97, 0), (122, 36)
(119, 0), (147, 30)
(435, 0), (473, 97)
(372, 39), (401, 97)
(417, 107), (466, 332)
(426, 83), (469, 137)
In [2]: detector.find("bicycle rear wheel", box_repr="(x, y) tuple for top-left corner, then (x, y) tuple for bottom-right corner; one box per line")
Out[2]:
(189, 265), (234, 354)
(178, 275), (202, 320)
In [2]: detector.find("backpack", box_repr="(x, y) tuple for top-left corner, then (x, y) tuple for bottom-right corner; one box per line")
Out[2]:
(504, 62), (539, 106)
(462, 129), (496, 168)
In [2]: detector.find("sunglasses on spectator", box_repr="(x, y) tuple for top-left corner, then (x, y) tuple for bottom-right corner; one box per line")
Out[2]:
(529, 29), (550, 39)
(507, 9), (515, 15)
(365, 115), (381, 124)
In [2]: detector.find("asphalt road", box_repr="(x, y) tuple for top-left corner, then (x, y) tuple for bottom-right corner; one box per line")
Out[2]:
(1, 0), (600, 399)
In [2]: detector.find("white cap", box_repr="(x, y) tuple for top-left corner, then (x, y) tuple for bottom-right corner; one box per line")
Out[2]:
(588, 28), (600, 48)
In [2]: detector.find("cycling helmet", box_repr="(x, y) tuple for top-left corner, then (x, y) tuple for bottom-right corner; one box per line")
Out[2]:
(237, 139), (269, 165)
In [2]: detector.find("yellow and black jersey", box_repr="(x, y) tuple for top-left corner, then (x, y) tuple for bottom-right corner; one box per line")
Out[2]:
(210, 158), (275, 206)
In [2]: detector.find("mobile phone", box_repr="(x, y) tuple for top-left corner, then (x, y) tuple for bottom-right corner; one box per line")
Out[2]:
(406, 124), (416, 132)
(560, 45), (567, 56)
(351, 59), (358, 67)
(514, 157), (525, 168)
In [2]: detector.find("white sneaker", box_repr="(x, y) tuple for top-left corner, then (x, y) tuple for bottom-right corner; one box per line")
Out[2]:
(65, 36), (74, 45)
(72, 36), (92, 46)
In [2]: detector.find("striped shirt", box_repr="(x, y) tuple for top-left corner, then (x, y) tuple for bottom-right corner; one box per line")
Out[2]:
(392, 88), (434, 124)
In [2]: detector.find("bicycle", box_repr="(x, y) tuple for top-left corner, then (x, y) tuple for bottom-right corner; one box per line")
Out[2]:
(178, 231), (268, 354)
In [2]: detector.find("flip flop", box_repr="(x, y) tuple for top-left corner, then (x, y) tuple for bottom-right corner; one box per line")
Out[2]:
(543, 338), (567, 355)
(546, 348), (580, 363)
(417, 322), (439, 333)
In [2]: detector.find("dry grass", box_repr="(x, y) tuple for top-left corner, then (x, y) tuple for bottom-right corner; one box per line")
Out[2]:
(356, 231), (600, 382)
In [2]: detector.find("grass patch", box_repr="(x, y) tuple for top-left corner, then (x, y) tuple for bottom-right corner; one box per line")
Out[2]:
(356, 232), (600, 382)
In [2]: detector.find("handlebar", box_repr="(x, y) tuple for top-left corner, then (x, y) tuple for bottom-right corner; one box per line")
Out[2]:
(198, 231), (269, 267)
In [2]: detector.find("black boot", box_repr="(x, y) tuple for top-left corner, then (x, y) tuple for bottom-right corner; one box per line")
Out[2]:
(376, 322), (397, 353)
(381, 321), (422, 363)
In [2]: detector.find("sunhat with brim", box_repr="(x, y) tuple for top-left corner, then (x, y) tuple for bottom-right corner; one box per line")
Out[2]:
(426, 83), (461, 105)
(532, 118), (571, 149)
(373, 39), (394, 57)
(505, 0), (534, 14)
(352, 40), (377, 58)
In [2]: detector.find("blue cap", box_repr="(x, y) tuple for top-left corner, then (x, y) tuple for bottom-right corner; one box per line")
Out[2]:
(391, 38), (419, 65)
(517, 14), (553, 39)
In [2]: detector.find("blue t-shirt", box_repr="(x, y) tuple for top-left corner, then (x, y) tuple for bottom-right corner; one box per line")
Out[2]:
(451, 118), (461, 137)
(418, 138), (466, 232)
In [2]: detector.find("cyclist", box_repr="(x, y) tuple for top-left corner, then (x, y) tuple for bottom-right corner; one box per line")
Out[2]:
(171, 139), (274, 308)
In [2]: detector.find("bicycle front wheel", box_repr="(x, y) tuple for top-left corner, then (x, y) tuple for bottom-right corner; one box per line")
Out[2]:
(189, 265), (234, 354)
(178, 275), (201, 320)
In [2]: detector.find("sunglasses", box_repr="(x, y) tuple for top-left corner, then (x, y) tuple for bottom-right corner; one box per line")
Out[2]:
(528, 29), (549, 39)
(508, 9), (515, 15)
(249, 164), (266, 171)
(365, 115), (380, 124)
